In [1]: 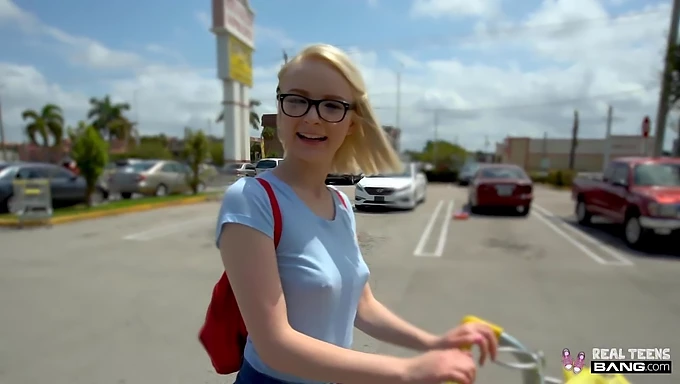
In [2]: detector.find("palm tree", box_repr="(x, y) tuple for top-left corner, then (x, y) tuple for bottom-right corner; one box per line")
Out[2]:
(216, 98), (262, 131)
(22, 104), (65, 147)
(87, 95), (131, 141)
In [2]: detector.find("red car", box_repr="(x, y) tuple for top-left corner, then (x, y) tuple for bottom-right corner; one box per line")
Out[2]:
(571, 157), (680, 248)
(467, 164), (533, 215)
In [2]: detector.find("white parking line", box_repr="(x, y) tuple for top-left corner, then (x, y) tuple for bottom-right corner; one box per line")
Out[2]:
(532, 204), (634, 266)
(413, 200), (454, 257)
(123, 217), (213, 241)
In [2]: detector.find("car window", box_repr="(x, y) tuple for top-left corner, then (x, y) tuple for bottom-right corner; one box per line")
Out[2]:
(16, 166), (50, 179)
(128, 161), (157, 172)
(633, 163), (680, 186)
(603, 163), (616, 182)
(50, 167), (76, 179)
(479, 167), (527, 179)
(246, 164), (255, 170)
(256, 160), (278, 169)
(611, 164), (629, 185)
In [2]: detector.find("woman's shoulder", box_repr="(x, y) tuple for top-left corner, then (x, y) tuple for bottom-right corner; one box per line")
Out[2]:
(221, 176), (273, 208)
(327, 185), (351, 208)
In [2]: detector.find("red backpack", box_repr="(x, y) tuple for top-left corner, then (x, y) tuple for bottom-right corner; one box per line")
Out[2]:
(199, 178), (347, 374)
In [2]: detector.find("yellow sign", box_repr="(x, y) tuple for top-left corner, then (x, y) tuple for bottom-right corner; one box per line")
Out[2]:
(228, 34), (253, 87)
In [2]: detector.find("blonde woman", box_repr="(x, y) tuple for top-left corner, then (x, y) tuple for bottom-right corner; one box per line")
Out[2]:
(217, 44), (497, 384)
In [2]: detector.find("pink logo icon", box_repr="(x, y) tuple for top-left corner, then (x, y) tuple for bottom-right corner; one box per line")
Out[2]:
(573, 351), (586, 374)
(562, 349), (586, 374)
(562, 348), (573, 371)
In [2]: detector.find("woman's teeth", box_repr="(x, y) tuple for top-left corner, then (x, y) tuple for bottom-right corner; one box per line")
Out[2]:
(297, 133), (328, 141)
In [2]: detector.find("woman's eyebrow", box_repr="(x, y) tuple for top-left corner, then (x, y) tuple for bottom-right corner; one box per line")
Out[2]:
(285, 88), (349, 101)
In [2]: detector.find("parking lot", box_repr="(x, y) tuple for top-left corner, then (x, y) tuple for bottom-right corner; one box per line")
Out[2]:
(0, 184), (678, 384)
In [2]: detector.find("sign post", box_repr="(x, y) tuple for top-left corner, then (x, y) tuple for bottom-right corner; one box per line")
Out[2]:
(642, 116), (650, 156)
(212, 0), (255, 163)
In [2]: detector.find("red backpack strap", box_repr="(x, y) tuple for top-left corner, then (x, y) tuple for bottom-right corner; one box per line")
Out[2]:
(255, 178), (282, 248)
(333, 189), (348, 208)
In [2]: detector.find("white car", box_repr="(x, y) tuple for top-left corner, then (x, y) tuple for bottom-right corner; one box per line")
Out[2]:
(255, 158), (284, 175)
(355, 162), (427, 210)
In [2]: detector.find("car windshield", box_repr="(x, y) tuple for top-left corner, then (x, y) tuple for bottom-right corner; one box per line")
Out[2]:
(479, 167), (527, 179)
(126, 161), (157, 172)
(633, 163), (680, 186)
(0, 165), (17, 180)
(368, 164), (412, 178)
(257, 160), (278, 169)
(461, 164), (479, 173)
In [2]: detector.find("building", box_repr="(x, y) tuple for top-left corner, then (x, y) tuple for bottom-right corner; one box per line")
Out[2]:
(382, 126), (401, 152)
(496, 135), (655, 172)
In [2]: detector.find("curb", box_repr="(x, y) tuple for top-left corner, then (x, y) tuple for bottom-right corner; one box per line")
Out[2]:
(0, 194), (220, 228)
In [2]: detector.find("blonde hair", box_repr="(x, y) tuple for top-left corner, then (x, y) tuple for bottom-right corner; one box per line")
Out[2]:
(277, 44), (403, 175)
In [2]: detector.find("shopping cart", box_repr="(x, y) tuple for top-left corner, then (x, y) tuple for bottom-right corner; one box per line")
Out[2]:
(449, 316), (631, 384)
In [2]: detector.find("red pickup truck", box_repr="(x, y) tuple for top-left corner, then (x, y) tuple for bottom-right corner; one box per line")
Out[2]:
(571, 157), (680, 249)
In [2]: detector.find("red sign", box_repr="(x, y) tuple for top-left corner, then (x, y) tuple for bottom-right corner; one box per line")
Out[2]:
(642, 116), (650, 137)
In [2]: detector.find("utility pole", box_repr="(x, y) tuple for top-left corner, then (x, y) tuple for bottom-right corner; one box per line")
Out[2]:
(568, 109), (579, 170)
(0, 89), (6, 161)
(395, 69), (401, 130)
(283, 50), (289, 64)
(433, 109), (439, 169)
(603, 105), (613, 171)
(653, 0), (680, 156)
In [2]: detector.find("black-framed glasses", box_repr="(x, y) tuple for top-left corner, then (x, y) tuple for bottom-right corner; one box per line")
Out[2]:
(277, 93), (353, 123)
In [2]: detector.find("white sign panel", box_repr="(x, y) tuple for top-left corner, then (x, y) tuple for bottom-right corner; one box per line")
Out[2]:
(224, 0), (255, 48)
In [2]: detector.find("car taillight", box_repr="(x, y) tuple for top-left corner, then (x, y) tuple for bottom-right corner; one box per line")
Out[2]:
(519, 184), (532, 194)
(136, 174), (146, 182)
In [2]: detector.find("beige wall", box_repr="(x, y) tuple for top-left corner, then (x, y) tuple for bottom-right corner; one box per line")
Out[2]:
(497, 135), (654, 172)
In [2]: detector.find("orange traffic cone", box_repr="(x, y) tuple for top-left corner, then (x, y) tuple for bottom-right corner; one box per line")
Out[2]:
(452, 210), (469, 220)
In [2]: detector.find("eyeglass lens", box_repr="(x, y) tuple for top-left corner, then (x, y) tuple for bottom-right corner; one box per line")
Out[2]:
(281, 95), (347, 122)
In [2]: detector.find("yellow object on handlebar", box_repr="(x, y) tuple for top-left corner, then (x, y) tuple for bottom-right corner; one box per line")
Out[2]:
(459, 315), (504, 349)
(564, 367), (631, 384)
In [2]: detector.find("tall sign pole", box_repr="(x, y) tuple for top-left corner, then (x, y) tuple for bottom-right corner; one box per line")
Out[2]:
(652, 0), (680, 156)
(211, 0), (256, 163)
(642, 115), (651, 156)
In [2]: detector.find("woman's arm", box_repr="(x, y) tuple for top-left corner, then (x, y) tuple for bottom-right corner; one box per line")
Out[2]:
(354, 283), (439, 351)
(220, 224), (412, 384)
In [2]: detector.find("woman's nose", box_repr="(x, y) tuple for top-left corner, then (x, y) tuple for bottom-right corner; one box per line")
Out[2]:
(302, 105), (321, 124)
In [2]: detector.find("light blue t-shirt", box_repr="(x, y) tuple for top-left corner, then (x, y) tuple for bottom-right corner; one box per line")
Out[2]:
(215, 172), (371, 384)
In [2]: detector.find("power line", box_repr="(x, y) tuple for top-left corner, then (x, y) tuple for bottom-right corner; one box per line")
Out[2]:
(255, 8), (666, 65)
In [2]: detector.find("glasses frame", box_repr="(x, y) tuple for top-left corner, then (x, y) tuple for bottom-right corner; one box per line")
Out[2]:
(277, 93), (354, 123)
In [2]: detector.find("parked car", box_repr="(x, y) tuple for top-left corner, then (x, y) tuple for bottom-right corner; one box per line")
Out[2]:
(108, 160), (204, 199)
(355, 162), (427, 210)
(0, 162), (107, 214)
(223, 163), (256, 177)
(255, 158), (284, 175)
(571, 157), (680, 248)
(326, 173), (362, 185)
(458, 163), (480, 186)
(467, 164), (533, 215)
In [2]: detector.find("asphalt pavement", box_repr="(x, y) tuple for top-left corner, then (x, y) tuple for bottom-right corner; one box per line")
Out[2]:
(0, 184), (677, 384)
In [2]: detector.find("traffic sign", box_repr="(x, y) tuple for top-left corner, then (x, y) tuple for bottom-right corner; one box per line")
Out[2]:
(642, 116), (650, 137)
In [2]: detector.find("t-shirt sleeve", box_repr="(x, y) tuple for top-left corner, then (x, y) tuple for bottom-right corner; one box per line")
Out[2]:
(215, 178), (274, 248)
(334, 189), (358, 240)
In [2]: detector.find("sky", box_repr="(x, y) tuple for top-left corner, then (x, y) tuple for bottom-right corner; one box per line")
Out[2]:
(0, 0), (677, 152)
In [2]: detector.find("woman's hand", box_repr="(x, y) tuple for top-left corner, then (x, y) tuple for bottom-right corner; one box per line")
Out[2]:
(402, 348), (477, 384)
(430, 323), (498, 366)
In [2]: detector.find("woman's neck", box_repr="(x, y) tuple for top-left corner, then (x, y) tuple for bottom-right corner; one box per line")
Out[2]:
(273, 158), (330, 197)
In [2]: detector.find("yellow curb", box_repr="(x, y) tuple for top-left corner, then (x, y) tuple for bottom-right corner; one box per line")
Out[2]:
(0, 195), (216, 227)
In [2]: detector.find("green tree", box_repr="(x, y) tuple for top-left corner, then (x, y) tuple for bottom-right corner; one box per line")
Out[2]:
(182, 128), (210, 195)
(69, 122), (109, 207)
(216, 99), (262, 130)
(87, 95), (132, 141)
(416, 140), (467, 170)
(21, 104), (65, 147)
(210, 141), (225, 167)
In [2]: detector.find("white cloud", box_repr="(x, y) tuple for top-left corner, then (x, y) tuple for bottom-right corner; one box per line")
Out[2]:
(1, 0), (678, 153)
(410, 0), (500, 19)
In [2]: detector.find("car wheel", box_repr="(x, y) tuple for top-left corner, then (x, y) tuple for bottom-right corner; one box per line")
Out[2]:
(121, 192), (133, 200)
(155, 184), (168, 197)
(623, 214), (648, 249)
(575, 200), (592, 225)
(518, 204), (531, 217)
(3, 194), (18, 214)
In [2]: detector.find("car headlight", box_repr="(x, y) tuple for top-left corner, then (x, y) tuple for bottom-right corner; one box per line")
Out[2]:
(356, 184), (364, 192)
(647, 202), (676, 217)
